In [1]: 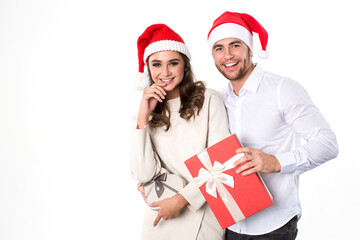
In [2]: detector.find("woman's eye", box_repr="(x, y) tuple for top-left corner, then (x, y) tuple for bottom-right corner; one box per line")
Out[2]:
(170, 62), (179, 66)
(152, 63), (161, 67)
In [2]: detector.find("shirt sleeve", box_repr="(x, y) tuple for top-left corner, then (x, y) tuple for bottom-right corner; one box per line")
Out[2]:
(129, 116), (161, 183)
(276, 79), (339, 175)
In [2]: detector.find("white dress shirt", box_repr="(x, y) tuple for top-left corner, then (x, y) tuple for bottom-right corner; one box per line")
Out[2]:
(220, 64), (338, 235)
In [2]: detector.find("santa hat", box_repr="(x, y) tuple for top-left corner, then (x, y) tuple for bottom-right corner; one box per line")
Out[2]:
(208, 11), (269, 59)
(135, 24), (191, 90)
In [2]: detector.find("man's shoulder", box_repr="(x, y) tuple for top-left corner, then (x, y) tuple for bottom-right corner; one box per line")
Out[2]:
(260, 69), (300, 90)
(262, 69), (289, 83)
(261, 70), (309, 100)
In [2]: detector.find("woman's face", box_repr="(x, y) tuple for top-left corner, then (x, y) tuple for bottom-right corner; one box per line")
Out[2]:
(148, 51), (185, 99)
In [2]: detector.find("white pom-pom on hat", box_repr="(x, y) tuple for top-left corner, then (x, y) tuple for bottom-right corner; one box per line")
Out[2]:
(258, 50), (269, 59)
(134, 71), (150, 91)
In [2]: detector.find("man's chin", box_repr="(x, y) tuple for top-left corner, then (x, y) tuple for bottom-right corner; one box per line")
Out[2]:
(222, 72), (241, 81)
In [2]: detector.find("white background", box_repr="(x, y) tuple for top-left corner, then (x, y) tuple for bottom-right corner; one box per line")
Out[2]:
(1, 0), (359, 239)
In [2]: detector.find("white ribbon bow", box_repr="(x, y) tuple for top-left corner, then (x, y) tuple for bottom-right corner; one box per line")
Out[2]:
(194, 151), (244, 198)
(194, 150), (246, 222)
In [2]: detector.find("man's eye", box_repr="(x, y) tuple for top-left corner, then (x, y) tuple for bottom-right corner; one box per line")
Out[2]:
(215, 47), (222, 52)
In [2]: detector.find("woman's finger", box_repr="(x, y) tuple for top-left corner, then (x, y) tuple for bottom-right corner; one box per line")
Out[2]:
(152, 84), (167, 96)
(145, 87), (166, 100)
(153, 213), (162, 227)
(151, 88), (166, 100)
(145, 92), (163, 102)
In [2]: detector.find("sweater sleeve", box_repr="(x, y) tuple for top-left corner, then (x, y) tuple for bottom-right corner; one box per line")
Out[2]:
(179, 89), (231, 211)
(207, 89), (231, 146)
(179, 180), (206, 212)
(129, 116), (161, 183)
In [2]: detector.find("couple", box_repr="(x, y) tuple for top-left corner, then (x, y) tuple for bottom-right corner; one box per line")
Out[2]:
(130, 11), (338, 240)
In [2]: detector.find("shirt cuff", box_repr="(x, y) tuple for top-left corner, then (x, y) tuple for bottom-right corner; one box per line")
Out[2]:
(275, 151), (297, 174)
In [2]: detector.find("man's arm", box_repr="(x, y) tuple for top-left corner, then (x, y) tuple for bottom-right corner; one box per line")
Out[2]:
(234, 79), (338, 175)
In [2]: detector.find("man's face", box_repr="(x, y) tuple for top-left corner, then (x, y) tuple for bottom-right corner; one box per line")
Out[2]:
(212, 38), (253, 81)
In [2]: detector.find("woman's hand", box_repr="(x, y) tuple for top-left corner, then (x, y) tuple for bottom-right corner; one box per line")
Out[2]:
(137, 182), (147, 203)
(137, 83), (167, 129)
(150, 193), (188, 227)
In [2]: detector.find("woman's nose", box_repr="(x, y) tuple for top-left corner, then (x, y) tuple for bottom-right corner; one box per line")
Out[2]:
(161, 66), (171, 76)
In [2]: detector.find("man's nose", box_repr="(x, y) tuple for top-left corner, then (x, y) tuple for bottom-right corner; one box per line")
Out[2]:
(224, 48), (234, 60)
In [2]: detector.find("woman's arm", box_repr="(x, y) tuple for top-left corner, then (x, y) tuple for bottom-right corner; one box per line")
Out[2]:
(129, 122), (161, 183)
(178, 89), (231, 212)
(129, 83), (167, 182)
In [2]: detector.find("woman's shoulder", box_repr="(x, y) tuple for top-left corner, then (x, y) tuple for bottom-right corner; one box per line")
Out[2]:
(204, 87), (220, 96)
(204, 88), (223, 101)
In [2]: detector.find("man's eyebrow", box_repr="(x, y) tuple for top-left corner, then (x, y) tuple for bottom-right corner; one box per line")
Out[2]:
(230, 40), (243, 45)
(212, 40), (243, 50)
(212, 44), (223, 50)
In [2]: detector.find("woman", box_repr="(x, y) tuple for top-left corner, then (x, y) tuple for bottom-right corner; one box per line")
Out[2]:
(130, 24), (230, 240)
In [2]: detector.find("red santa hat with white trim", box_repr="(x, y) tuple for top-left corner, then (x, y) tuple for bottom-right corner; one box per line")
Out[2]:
(135, 24), (191, 90)
(208, 11), (269, 59)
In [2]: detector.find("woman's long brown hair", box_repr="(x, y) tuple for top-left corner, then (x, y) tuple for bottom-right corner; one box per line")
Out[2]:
(148, 54), (205, 131)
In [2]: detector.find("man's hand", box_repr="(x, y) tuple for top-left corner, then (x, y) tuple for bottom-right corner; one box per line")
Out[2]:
(234, 147), (281, 176)
(150, 193), (188, 227)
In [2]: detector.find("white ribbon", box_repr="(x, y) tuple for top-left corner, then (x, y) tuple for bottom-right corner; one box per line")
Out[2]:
(194, 150), (246, 222)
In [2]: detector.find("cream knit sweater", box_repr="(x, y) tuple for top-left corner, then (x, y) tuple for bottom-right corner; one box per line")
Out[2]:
(130, 88), (230, 240)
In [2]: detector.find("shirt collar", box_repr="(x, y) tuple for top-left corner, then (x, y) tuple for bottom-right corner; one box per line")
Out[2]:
(225, 64), (264, 97)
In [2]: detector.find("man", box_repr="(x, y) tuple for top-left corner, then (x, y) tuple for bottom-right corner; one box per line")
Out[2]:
(207, 11), (339, 239)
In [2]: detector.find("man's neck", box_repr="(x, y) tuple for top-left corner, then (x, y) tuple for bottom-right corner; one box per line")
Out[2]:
(230, 63), (255, 96)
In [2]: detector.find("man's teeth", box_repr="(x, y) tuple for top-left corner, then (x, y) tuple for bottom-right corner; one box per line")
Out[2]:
(225, 62), (237, 67)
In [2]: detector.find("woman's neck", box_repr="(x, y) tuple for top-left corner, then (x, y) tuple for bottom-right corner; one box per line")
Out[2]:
(165, 87), (180, 100)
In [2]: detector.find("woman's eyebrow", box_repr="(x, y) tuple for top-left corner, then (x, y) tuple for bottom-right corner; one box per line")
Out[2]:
(169, 58), (181, 62)
(150, 58), (181, 63)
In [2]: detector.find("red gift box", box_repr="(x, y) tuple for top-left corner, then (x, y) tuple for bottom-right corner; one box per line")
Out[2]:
(184, 134), (273, 229)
